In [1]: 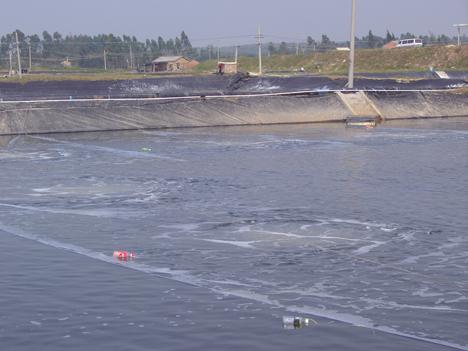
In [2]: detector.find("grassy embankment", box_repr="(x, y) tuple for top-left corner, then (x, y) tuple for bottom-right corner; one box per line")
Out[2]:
(0, 70), (143, 82)
(196, 45), (468, 75)
(1, 46), (467, 82)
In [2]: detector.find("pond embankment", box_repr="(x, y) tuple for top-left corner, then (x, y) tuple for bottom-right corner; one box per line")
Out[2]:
(0, 75), (467, 135)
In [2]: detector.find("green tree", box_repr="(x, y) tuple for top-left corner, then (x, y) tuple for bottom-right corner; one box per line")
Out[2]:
(268, 42), (276, 55)
(53, 31), (62, 42)
(437, 34), (450, 43)
(166, 39), (175, 54)
(158, 36), (166, 54)
(175, 37), (182, 54)
(321, 34), (330, 45)
(368, 30), (376, 48)
(42, 30), (53, 57)
(180, 30), (192, 56)
(0, 29), (199, 69)
(29, 34), (41, 54)
(386, 30), (395, 43)
(400, 32), (416, 40)
(279, 41), (288, 54)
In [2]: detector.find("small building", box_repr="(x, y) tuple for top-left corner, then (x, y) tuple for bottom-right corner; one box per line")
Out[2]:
(217, 61), (238, 75)
(61, 58), (72, 67)
(217, 47), (239, 75)
(145, 56), (199, 72)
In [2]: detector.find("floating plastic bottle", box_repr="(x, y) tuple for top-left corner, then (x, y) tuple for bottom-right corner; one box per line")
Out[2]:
(113, 251), (136, 261)
(282, 316), (313, 329)
(141, 147), (152, 152)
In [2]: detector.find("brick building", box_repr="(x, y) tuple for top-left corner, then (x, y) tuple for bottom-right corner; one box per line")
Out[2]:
(145, 56), (199, 72)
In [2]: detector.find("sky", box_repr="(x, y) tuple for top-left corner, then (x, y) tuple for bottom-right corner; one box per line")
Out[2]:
(1, 0), (467, 45)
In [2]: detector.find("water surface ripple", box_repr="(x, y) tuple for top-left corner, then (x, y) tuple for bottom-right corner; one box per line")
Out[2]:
(0, 119), (467, 351)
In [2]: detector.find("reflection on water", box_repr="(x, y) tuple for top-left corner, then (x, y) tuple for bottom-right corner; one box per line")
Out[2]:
(0, 118), (467, 351)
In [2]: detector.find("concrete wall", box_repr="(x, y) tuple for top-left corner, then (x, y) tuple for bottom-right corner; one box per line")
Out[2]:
(0, 91), (466, 136)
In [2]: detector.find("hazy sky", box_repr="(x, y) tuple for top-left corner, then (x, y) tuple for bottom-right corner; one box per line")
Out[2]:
(2, 0), (467, 45)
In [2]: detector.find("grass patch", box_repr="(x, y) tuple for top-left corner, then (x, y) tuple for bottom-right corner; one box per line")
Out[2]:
(0, 71), (206, 83)
(196, 45), (468, 75)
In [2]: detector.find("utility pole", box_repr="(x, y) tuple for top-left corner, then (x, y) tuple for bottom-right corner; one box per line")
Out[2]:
(347, 0), (356, 89)
(103, 49), (107, 71)
(296, 42), (300, 56)
(453, 24), (468, 47)
(8, 49), (13, 77)
(15, 31), (22, 78)
(129, 44), (133, 70)
(28, 42), (32, 72)
(255, 25), (264, 75)
(235, 46), (238, 63)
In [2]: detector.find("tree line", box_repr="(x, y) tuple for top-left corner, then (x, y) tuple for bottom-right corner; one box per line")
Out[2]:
(267, 30), (465, 55)
(0, 29), (194, 70)
(1, 29), (465, 70)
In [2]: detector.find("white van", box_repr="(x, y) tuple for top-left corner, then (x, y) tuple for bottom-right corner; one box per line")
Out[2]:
(396, 38), (423, 48)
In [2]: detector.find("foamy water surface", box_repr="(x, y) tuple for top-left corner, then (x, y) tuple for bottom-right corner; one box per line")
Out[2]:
(0, 119), (467, 351)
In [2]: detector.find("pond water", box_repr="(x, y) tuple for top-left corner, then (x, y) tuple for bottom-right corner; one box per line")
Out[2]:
(0, 118), (467, 351)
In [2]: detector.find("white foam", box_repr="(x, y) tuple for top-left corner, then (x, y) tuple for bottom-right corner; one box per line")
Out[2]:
(0, 203), (138, 219)
(313, 85), (331, 92)
(201, 239), (257, 249)
(214, 288), (468, 350)
(0, 221), (201, 287)
(29, 135), (185, 162)
(359, 296), (468, 312)
(256, 229), (374, 244)
(160, 223), (201, 232)
(248, 82), (281, 92)
(444, 295), (468, 304)
(398, 231), (416, 241)
(400, 251), (445, 264)
(353, 241), (386, 255)
(0, 151), (59, 161)
(205, 279), (255, 287)
(412, 287), (445, 298)
(329, 218), (397, 231)
(7, 135), (21, 147)
(280, 288), (349, 301)
(33, 187), (53, 193)
(2, 221), (467, 351)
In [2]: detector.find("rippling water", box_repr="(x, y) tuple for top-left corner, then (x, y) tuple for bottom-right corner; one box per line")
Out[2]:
(1, 119), (467, 351)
